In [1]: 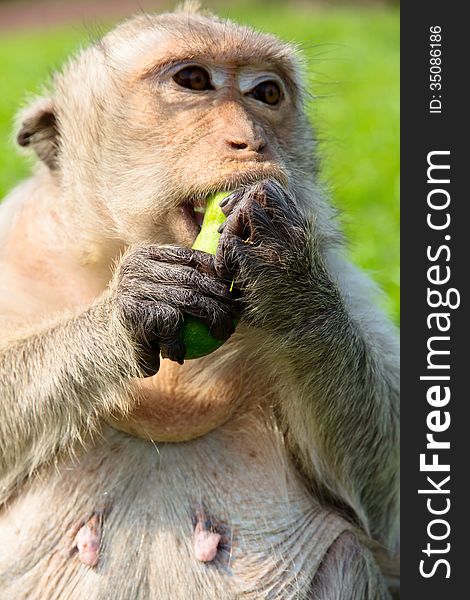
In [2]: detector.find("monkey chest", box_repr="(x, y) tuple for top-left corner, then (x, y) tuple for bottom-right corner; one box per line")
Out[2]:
(0, 425), (349, 600)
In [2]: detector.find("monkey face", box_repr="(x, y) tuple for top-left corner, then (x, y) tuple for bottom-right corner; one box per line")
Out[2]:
(131, 54), (294, 246)
(27, 11), (316, 248)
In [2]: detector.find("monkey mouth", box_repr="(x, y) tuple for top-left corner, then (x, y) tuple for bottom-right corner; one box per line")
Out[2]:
(179, 195), (215, 245)
(185, 203), (206, 229)
(179, 189), (233, 247)
(180, 200), (207, 240)
(176, 166), (287, 246)
(181, 191), (228, 236)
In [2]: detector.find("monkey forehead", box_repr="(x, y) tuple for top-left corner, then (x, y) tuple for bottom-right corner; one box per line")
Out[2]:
(102, 12), (302, 87)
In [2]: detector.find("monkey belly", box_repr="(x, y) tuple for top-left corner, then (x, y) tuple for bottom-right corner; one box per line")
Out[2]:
(109, 356), (248, 443)
(0, 422), (350, 600)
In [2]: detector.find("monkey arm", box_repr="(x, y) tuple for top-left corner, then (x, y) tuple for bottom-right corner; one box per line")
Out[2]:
(215, 181), (399, 550)
(0, 300), (140, 505)
(0, 245), (237, 504)
(268, 254), (399, 551)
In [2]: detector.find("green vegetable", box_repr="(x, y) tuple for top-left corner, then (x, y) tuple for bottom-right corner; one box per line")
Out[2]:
(182, 191), (235, 359)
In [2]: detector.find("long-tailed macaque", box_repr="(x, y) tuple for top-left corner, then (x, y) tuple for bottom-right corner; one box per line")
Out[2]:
(0, 4), (399, 599)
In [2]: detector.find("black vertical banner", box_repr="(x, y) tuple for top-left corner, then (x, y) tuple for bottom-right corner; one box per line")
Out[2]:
(401, 3), (468, 598)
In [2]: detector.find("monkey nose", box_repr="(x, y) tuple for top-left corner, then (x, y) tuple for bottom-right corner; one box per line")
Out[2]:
(225, 136), (267, 155)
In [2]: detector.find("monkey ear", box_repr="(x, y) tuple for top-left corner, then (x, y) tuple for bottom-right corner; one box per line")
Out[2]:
(16, 98), (59, 169)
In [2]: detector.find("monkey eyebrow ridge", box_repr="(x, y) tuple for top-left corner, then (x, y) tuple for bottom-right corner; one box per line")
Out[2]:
(140, 55), (297, 101)
(141, 54), (282, 77)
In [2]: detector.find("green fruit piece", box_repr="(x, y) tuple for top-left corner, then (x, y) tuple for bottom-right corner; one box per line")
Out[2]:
(191, 191), (229, 254)
(182, 191), (235, 360)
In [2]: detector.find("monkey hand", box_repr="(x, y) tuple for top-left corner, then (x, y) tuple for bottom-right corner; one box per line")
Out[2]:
(111, 246), (239, 372)
(214, 180), (327, 329)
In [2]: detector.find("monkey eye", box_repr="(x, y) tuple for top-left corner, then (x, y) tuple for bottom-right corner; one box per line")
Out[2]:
(173, 66), (214, 91)
(248, 80), (282, 106)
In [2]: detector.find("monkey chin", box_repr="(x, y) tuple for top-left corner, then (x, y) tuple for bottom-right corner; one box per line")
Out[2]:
(108, 351), (242, 443)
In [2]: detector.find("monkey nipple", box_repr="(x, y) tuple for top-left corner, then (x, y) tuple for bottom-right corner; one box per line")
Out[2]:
(73, 512), (103, 567)
(193, 519), (221, 563)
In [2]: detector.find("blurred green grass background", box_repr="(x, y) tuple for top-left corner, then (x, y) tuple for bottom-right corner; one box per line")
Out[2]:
(0, 3), (399, 322)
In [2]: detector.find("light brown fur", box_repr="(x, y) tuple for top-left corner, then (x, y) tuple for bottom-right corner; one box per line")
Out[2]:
(0, 4), (398, 598)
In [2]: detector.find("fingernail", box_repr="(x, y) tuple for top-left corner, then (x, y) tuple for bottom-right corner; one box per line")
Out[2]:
(219, 191), (240, 207)
(217, 223), (225, 234)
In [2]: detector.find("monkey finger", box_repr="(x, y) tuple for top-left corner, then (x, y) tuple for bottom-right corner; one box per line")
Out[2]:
(214, 233), (253, 282)
(219, 184), (273, 231)
(140, 340), (161, 376)
(123, 301), (182, 371)
(236, 183), (305, 252)
(143, 263), (234, 304)
(142, 302), (185, 364)
(256, 180), (304, 230)
(255, 179), (293, 210)
(145, 246), (218, 277)
(219, 189), (244, 217)
(180, 293), (237, 341)
(231, 181), (297, 234)
(223, 199), (275, 245)
(209, 315), (237, 341)
(159, 334), (186, 365)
